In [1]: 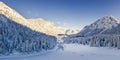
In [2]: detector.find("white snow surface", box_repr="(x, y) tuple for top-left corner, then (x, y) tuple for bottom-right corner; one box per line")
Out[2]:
(1, 44), (120, 60)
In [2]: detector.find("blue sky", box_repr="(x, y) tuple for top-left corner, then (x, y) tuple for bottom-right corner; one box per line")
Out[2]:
(1, 0), (120, 29)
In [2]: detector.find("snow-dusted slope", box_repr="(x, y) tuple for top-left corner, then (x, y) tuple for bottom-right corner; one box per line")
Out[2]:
(28, 18), (66, 36)
(0, 2), (32, 28)
(86, 16), (119, 29)
(0, 2), (25, 21)
(78, 16), (120, 36)
(0, 2), (44, 33)
(28, 18), (79, 36)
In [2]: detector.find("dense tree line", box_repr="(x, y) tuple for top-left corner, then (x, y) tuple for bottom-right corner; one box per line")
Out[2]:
(0, 14), (57, 55)
(63, 34), (120, 49)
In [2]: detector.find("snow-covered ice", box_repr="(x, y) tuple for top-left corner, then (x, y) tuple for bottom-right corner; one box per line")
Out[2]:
(1, 44), (120, 60)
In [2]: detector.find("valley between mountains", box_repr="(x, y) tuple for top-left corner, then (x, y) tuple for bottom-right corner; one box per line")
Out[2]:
(0, 1), (120, 60)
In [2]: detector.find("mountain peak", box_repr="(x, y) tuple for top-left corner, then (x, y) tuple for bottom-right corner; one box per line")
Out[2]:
(0, 1), (5, 5)
(78, 15), (120, 36)
(0, 1), (25, 21)
(88, 15), (120, 30)
(103, 15), (114, 18)
(0, 2), (12, 11)
(100, 15), (119, 23)
(0, 1), (31, 29)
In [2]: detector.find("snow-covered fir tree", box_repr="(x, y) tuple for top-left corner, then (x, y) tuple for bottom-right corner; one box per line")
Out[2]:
(0, 14), (57, 55)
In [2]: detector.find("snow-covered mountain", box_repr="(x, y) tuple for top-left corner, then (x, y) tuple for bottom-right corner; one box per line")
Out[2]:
(0, 2), (42, 33)
(28, 18), (66, 36)
(77, 16), (120, 36)
(28, 18), (80, 36)
(0, 2), (66, 36)
(0, 2), (57, 55)
(63, 16), (120, 49)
